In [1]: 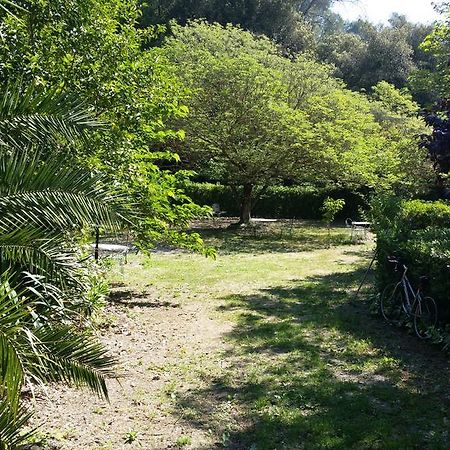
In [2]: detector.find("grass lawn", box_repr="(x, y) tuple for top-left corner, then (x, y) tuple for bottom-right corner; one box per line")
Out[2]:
(32, 221), (450, 449)
(112, 221), (450, 450)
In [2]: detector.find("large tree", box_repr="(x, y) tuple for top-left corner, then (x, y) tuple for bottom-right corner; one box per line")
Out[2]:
(175, 55), (318, 223)
(161, 22), (430, 223)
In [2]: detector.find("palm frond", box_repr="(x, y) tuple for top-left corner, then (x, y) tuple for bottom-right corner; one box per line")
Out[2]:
(0, 149), (129, 233)
(0, 81), (102, 150)
(22, 272), (66, 317)
(0, 398), (35, 450)
(29, 326), (117, 400)
(0, 227), (82, 288)
(0, 273), (115, 404)
(0, 278), (28, 409)
(0, 335), (24, 411)
(0, 79), (123, 441)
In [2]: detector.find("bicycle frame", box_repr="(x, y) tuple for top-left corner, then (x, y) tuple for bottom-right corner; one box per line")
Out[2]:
(398, 266), (422, 316)
(382, 257), (437, 339)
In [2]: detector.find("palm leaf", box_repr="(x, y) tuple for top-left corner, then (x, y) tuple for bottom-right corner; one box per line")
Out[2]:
(0, 399), (35, 450)
(0, 335), (24, 411)
(0, 278), (28, 409)
(0, 227), (82, 290)
(29, 326), (117, 400)
(0, 149), (130, 233)
(0, 273), (116, 403)
(0, 81), (102, 150)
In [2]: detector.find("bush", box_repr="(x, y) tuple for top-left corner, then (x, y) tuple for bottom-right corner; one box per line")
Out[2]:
(372, 197), (450, 323)
(321, 197), (346, 225)
(402, 200), (450, 229)
(185, 183), (239, 215)
(186, 182), (364, 220)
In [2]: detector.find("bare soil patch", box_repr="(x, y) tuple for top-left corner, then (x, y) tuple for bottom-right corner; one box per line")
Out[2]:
(30, 283), (233, 450)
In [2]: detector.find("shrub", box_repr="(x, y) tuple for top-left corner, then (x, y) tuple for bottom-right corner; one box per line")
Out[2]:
(321, 198), (346, 225)
(372, 197), (450, 323)
(401, 200), (450, 229)
(186, 182), (364, 220)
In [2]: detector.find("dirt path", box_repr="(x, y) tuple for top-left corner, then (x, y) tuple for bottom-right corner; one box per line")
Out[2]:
(31, 282), (233, 450)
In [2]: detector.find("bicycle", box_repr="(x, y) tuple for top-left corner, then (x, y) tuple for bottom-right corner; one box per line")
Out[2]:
(380, 256), (438, 339)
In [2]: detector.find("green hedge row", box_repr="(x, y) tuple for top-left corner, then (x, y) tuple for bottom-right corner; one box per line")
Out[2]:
(372, 197), (450, 323)
(186, 182), (365, 220)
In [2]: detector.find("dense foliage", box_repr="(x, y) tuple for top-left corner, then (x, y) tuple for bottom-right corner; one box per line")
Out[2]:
(140, 1), (440, 102)
(0, 0), (212, 253)
(409, 4), (450, 104)
(319, 16), (436, 96)
(160, 22), (431, 222)
(421, 101), (450, 197)
(140, 0), (348, 51)
(372, 197), (450, 324)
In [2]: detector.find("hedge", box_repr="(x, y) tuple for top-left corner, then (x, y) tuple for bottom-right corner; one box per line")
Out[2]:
(372, 198), (450, 323)
(185, 182), (365, 220)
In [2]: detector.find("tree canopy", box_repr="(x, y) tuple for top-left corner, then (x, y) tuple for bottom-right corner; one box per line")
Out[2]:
(140, 0), (349, 51)
(318, 17), (436, 93)
(161, 22), (431, 222)
(408, 6), (450, 103)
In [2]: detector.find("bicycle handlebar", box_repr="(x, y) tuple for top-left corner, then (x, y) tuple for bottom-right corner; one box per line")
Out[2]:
(387, 257), (431, 290)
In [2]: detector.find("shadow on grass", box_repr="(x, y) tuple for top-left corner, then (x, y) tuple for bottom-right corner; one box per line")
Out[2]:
(197, 226), (356, 255)
(108, 288), (178, 308)
(174, 267), (450, 450)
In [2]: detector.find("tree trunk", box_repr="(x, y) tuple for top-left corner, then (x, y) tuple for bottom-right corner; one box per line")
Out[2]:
(239, 183), (253, 224)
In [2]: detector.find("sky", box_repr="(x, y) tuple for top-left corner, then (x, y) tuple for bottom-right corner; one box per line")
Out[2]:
(332, 0), (443, 24)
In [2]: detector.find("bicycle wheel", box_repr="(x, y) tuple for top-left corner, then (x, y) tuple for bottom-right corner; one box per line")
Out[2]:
(380, 282), (405, 324)
(413, 296), (437, 339)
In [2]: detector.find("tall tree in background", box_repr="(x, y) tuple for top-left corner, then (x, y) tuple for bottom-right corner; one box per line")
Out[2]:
(140, 0), (349, 51)
(318, 17), (432, 91)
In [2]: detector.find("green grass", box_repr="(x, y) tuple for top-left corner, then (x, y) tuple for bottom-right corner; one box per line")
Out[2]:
(111, 222), (450, 450)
